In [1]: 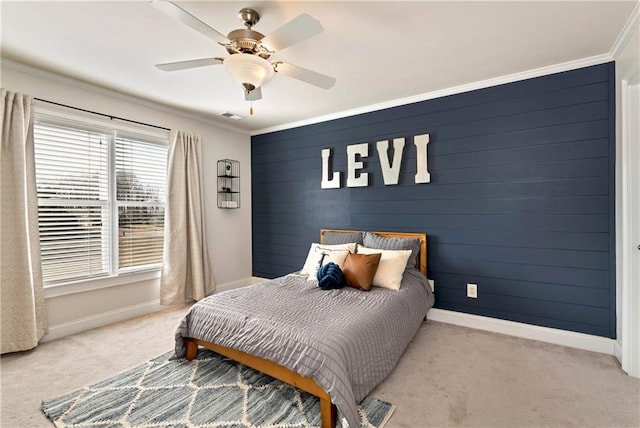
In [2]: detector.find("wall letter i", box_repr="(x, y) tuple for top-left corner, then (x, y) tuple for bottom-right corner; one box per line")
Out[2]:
(414, 134), (430, 184)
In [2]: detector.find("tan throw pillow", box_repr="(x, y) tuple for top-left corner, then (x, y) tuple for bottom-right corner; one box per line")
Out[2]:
(342, 252), (382, 291)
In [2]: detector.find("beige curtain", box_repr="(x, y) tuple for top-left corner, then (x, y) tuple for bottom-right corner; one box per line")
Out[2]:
(1, 89), (47, 353)
(160, 130), (214, 304)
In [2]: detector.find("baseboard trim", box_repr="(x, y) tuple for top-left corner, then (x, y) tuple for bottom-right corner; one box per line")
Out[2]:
(427, 308), (617, 355)
(615, 340), (623, 363)
(45, 282), (616, 356)
(42, 276), (262, 342)
(215, 276), (265, 292)
(42, 300), (163, 343)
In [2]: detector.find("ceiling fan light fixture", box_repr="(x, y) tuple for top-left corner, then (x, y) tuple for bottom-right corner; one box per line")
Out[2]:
(224, 53), (274, 93)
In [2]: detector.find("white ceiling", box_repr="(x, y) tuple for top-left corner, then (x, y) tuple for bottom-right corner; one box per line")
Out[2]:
(1, 1), (636, 134)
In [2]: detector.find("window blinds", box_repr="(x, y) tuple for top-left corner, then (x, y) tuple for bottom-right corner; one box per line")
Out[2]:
(116, 136), (166, 270)
(34, 123), (111, 283)
(33, 107), (168, 285)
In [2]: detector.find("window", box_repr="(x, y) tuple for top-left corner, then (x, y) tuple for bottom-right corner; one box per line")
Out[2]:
(33, 105), (168, 286)
(116, 137), (166, 270)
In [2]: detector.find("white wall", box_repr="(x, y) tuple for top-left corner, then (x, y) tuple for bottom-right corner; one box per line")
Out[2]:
(1, 62), (254, 341)
(613, 5), (639, 376)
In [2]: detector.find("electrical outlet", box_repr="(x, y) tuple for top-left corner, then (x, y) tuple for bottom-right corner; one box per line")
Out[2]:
(467, 283), (478, 298)
(428, 279), (435, 292)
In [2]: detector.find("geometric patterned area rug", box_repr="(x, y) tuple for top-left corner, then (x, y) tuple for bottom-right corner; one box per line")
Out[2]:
(42, 348), (395, 428)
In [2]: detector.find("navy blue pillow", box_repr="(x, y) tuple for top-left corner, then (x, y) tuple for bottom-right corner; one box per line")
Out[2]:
(316, 262), (346, 290)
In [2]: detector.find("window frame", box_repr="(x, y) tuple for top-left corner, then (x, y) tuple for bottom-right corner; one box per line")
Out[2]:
(34, 102), (169, 291)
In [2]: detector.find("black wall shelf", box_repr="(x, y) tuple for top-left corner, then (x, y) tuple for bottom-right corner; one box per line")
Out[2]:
(217, 159), (240, 209)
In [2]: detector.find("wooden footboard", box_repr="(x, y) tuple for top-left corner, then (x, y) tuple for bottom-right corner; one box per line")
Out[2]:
(185, 338), (337, 428)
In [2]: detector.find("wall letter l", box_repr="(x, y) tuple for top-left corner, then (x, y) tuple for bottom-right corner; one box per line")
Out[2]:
(321, 148), (340, 189)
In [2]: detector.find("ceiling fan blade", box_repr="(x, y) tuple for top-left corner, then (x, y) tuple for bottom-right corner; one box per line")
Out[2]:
(156, 57), (223, 71)
(276, 62), (336, 90)
(261, 13), (323, 52)
(245, 86), (262, 101)
(150, 0), (228, 44)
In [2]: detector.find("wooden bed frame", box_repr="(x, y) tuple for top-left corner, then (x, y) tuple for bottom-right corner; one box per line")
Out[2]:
(184, 229), (428, 428)
(320, 229), (427, 274)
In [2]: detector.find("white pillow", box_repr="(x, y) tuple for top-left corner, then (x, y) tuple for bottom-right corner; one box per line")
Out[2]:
(300, 243), (356, 278)
(356, 246), (411, 290)
(307, 250), (350, 281)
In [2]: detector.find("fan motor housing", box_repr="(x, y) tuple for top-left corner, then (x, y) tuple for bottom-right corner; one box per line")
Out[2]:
(226, 28), (270, 58)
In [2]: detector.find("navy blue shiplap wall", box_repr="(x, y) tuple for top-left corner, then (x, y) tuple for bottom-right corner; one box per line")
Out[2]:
(251, 63), (616, 338)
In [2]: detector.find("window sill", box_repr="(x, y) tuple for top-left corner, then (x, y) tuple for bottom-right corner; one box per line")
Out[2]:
(43, 270), (161, 299)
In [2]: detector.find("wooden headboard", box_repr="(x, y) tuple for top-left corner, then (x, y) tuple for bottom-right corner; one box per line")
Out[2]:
(320, 229), (427, 276)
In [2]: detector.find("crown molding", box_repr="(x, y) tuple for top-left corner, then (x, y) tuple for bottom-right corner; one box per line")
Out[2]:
(251, 53), (613, 136)
(610, 1), (640, 59)
(1, 58), (251, 136)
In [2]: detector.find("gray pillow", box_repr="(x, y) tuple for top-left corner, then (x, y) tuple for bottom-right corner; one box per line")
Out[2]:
(362, 231), (421, 270)
(322, 230), (363, 245)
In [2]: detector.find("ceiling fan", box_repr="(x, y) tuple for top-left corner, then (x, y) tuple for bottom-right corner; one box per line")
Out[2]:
(151, 0), (336, 114)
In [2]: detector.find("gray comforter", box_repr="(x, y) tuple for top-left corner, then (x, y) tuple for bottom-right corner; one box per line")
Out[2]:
(174, 269), (435, 427)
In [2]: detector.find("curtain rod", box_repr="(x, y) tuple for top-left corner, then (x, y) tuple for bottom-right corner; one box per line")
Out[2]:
(34, 98), (171, 131)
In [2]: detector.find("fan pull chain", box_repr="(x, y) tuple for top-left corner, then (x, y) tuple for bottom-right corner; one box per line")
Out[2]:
(250, 99), (254, 115)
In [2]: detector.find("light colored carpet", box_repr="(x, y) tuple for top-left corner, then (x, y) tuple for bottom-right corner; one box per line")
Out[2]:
(2, 305), (639, 427)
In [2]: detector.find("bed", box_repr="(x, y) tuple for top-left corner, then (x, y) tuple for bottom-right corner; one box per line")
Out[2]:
(174, 229), (434, 427)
